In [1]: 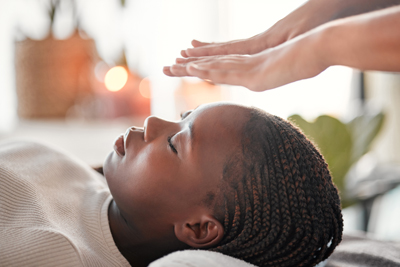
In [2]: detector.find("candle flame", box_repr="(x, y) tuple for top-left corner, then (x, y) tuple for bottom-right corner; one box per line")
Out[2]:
(104, 66), (128, 92)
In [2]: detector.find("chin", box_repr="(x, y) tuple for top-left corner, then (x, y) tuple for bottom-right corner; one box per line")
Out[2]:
(103, 151), (114, 183)
(103, 151), (124, 197)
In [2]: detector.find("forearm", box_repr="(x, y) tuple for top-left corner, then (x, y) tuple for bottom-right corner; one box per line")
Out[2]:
(331, 0), (400, 20)
(321, 5), (400, 71)
(260, 0), (400, 49)
(169, 3), (400, 91)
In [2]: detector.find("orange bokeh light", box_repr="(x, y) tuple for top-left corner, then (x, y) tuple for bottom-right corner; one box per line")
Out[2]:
(139, 77), (151, 99)
(104, 66), (128, 92)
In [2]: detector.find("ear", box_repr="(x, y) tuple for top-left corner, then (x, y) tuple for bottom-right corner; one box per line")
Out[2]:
(174, 214), (224, 248)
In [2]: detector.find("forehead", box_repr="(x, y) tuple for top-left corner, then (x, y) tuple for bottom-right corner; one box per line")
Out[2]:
(188, 103), (249, 177)
(193, 103), (250, 130)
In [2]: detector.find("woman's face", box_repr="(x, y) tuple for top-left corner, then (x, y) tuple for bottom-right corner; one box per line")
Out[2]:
(103, 102), (249, 229)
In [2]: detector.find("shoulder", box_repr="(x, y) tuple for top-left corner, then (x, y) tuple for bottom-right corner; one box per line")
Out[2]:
(0, 140), (64, 160)
(0, 140), (104, 186)
(0, 227), (84, 267)
(0, 140), (71, 177)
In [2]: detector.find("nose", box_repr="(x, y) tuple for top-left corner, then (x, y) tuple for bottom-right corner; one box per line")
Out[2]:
(143, 116), (174, 142)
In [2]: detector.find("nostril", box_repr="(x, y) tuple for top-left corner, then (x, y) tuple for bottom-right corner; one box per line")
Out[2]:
(129, 126), (144, 131)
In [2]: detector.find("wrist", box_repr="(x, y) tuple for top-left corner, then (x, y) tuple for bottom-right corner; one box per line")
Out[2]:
(300, 23), (335, 73)
(315, 21), (344, 69)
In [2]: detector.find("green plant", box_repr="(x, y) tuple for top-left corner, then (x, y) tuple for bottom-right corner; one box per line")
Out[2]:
(288, 111), (384, 207)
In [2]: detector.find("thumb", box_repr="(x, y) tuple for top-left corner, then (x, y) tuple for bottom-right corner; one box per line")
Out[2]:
(191, 40), (210, 47)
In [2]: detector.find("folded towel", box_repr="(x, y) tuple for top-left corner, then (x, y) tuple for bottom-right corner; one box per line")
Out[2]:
(149, 250), (256, 267)
(149, 233), (400, 267)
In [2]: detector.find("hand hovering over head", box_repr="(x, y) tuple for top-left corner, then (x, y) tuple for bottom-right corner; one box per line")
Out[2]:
(164, 0), (400, 91)
(164, 5), (400, 92)
(175, 0), (400, 58)
(164, 29), (327, 92)
(177, 0), (336, 59)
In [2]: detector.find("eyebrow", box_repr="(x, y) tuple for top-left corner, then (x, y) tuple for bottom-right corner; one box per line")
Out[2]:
(189, 120), (195, 151)
(186, 105), (200, 152)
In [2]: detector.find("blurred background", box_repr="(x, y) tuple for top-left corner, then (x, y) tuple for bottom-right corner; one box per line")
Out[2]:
(1, 0), (400, 243)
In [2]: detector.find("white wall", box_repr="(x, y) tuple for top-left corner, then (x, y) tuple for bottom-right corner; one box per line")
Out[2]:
(366, 72), (400, 164)
(0, 0), (353, 130)
(0, 0), (18, 134)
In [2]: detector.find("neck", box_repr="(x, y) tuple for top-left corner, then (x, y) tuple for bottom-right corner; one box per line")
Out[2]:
(108, 200), (189, 267)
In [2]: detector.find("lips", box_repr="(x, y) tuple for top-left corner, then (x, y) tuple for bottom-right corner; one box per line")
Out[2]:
(114, 127), (144, 157)
(114, 134), (125, 157)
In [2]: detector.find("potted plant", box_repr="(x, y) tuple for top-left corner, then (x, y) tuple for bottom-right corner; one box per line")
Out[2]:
(288, 110), (385, 208)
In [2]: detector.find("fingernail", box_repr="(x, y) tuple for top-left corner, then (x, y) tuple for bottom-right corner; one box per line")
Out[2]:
(181, 50), (188, 57)
(163, 66), (170, 70)
(176, 58), (184, 63)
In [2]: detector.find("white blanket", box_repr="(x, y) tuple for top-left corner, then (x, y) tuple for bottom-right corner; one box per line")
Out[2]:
(149, 233), (400, 267)
(149, 250), (256, 267)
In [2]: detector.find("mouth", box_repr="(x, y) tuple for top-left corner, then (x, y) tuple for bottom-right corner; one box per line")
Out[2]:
(114, 127), (143, 157)
(114, 134), (125, 157)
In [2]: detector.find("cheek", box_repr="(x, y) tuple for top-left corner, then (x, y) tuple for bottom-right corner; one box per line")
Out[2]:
(113, 149), (182, 211)
(127, 147), (176, 186)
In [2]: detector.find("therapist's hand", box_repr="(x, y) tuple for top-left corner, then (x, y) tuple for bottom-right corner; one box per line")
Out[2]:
(177, 0), (398, 58)
(165, 5), (400, 91)
(180, 0), (338, 58)
(165, 29), (328, 92)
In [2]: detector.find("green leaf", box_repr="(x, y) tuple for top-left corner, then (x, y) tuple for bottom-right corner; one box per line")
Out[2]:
(347, 112), (385, 164)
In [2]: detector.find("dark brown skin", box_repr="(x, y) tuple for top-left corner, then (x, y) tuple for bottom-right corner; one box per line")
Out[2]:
(104, 103), (250, 267)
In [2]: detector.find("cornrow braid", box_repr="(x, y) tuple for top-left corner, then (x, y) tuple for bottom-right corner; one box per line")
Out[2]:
(210, 107), (343, 267)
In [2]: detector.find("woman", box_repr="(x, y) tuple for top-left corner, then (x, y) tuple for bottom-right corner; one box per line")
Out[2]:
(0, 102), (342, 267)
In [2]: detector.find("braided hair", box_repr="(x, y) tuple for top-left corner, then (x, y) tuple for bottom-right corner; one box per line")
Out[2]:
(210, 107), (343, 267)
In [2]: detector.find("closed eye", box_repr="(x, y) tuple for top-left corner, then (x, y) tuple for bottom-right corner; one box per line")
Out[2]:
(168, 135), (178, 154)
(180, 110), (193, 120)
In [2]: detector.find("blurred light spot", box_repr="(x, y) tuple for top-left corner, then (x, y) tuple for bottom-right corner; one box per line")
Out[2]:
(105, 66), (128, 92)
(139, 78), (151, 98)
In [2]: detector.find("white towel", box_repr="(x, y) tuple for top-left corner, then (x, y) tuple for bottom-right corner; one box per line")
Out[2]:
(149, 250), (257, 267)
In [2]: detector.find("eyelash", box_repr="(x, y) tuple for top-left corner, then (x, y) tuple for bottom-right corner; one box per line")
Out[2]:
(169, 110), (192, 154)
(180, 111), (192, 120)
(168, 135), (178, 154)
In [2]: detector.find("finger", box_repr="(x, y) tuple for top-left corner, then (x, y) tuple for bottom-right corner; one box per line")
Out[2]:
(181, 50), (189, 58)
(185, 39), (250, 57)
(176, 57), (199, 64)
(191, 39), (211, 47)
(169, 64), (190, 77)
(175, 56), (210, 64)
(188, 60), (236, 71)
(186, 64), (247, 87)
(176, 58), (186, 64)
(163, 66), (175, 77)
(185, 45), (223, 57)
(171, 57), (224, 75)
(187, 55), (253, 72)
